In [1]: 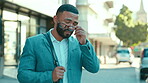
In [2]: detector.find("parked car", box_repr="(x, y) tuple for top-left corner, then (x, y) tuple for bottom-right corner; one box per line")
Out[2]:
(115, 47), (134, 65)
(146, 77), (148, 83)
(140, 48), (148, 80)
(133, 47), (143, 57)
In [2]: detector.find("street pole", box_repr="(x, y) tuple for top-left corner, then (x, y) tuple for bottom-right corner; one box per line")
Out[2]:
(0, 8), (4, 78)
(0, 55), (4, 78)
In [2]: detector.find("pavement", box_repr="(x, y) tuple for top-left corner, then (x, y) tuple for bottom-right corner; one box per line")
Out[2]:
(0, 66), (19, 83)
(0, 75), (19, 83)
(0, 56), (143, 83)
(0, 56), (107, 83)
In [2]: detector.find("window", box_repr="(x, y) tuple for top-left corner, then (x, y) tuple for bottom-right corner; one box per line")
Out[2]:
(30, 16), (38, 36)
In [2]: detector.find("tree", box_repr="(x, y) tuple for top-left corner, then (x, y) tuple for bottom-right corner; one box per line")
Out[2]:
(133, 22), (148, 43)
(114, 5), (148, 47)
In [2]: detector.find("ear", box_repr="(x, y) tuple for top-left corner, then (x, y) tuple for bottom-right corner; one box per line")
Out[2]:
(53, 15), (58, 24)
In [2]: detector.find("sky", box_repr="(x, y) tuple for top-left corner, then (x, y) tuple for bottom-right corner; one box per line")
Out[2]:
(113, 0), (148, 15)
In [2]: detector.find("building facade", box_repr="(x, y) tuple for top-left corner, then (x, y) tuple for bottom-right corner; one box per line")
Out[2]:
(0, 0), (59, 67)
(0, 0), (120, 77)
(0, 0), (65, 77)
(76, 0), (120, 63)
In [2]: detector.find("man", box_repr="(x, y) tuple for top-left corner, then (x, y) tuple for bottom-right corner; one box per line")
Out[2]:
(17, 4), (100, 83)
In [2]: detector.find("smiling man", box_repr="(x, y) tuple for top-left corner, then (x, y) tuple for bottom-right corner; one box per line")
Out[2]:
(17, 4), (100, 83)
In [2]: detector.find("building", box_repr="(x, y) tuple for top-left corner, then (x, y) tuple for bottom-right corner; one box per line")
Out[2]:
(0, 0), (62, 66)
(0, 0), (120, 77)
(136, 0), (147, 23)
(0, 0), (65, 77)
(76, 0), (120, 63)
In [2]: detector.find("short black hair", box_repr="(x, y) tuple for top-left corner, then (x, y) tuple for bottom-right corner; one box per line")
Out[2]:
(56, 4), (79, 15)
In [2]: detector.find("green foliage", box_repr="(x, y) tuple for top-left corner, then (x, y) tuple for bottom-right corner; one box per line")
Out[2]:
(114, 5), (148, 47)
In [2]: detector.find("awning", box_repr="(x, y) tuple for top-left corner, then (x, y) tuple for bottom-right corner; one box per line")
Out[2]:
(0, 0), (50, 19)
(88, 33), (120, 46)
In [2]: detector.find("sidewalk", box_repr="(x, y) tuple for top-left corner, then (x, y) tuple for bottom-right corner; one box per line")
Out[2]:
(0, 56), (117, 83)
(0, 75), (18, 83)
(0, 66), (18, 83)
(99, 56), (117, 64)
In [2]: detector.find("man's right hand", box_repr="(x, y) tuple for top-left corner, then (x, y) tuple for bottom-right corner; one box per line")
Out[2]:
(52, 66), (66, 82)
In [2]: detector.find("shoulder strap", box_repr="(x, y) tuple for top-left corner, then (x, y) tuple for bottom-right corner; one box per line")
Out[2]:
(43, 32), (62, 83)
(43, 32), (59, 67)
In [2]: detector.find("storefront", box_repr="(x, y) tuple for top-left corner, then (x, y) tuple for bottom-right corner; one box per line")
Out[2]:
(0, 1), (53, 66)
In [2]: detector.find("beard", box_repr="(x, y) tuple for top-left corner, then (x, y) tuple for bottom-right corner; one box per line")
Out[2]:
(56, 23), (74, 38)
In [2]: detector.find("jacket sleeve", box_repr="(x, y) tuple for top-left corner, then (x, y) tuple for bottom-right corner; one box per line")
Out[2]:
(17, 39), (53, 83)
(80, 40), (100, 73)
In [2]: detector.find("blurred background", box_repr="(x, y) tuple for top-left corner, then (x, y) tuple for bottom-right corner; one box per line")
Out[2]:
(0, 0), (148, 83)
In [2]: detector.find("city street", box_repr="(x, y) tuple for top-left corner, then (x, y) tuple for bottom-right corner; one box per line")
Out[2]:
(81, 57), (146, 83)
(0, 57), (147, 83)
(0, 0), (148, 83)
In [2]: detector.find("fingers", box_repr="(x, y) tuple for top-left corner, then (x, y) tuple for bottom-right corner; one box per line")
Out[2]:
(52, 66), (66, 82)
(58, 66), (66, 71)
(74, 30), (85, 36)
(75, 26), (84, 31)
(74, 26), (86, 35)
(74, 26), (87, 45)
(57, 72), (64, 79)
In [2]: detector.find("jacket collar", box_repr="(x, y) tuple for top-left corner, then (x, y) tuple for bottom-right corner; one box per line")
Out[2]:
(44, 30), (77, 51)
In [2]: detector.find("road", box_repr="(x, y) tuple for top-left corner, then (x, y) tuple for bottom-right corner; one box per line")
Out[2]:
(81, 57), (146, 83)
(0, 57), (146, 83)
